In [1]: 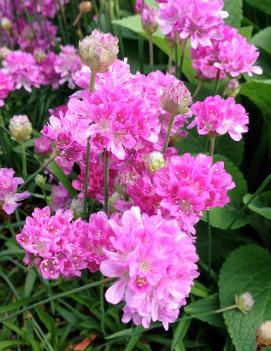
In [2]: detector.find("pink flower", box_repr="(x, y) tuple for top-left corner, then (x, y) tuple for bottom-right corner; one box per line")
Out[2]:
(158, 0), (228, 49)
(50, 184), (71, 212)
(2, 51), (42, 92)
(153, 153), (235, 233)
(141, 5), (159, 36)
(135, 0), (143, 13)
(0, 168), (29, 215)
(190, 96), (249, 141)
(34, 135), (52, 156)
(191, 25), (262, 79)
(100, 206), (199, 330)
(16, 207), (89, 280)
(0, 70), (13, 107)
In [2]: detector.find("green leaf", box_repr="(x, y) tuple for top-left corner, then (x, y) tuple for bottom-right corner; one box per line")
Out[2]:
(219, 245), (271, 351)
(239, 26), (253, 40)
(0, 341), (26, 349)
(224, 0), (243, 28)
(244, 0), (271, 15)
(240, 80), (271, 113)
(202, 206), (249, 230)
(243, 192), (271, 220)
(49, 161), (77, 197)
(171, 318), (190, 351)
(252, 27), (271, 55)
(24, 268), (37, 298)
(185, 294), (225, 328)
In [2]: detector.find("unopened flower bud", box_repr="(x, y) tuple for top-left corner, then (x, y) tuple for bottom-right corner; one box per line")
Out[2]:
(34, 49), (47, 63)
(235, 292), (255, 314)
(79, 1), (92, 13)
(35, 175), (46, 188)
(79, 30), (119, 73)
(0, 46), (11, 60)
(71, 197), (84, 218)
(141, 5), (159, 37)
(257, 321), (271, 348)
(109, 192), (121, 212)
(161, 82), (192, 115)
(146, 152), (166, 172)
(1, 17), (12, 32)
(9, 115), (32, 143)
(224, 79), (240, 98)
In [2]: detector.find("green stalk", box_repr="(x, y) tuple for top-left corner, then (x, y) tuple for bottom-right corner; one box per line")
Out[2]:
(0, 278), (111, 323)
(179, 39), (187, 80)
(148, 35), (154, 67)
(214, 69), (221, 94)
(208, 134), (216, 274)
(21, 143), (27, 177)
(90, 71), (97, 93)
(83, 137), (91, 219)
(192, 80), (203, 99)
(163, 114), (175, 154)
(104, 151), (110, 215)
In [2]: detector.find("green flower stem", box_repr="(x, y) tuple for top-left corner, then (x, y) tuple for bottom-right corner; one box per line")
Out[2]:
(167, 45), (174, 73)
(208, 134), (216, 274)
(227, 172), (271, 230)
(90, 71), (97, 93)
(163, 113), (175, 155)
(104, 150), (110, 215)
(214, 69), (221, 94)
(179, 39), (187, 80)
(148, 35), (154, 67)
(0, 278), (112, 323)
(18, 152), (57, 191)
(21, 143), (27, 177)
(214, 304), (237, 314)
(193, 80), (203, 99)
(83, 137), (91, 219)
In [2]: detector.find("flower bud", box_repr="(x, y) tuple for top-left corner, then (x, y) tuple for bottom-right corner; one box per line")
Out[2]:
(0, 46), (11, 60)
(257, 321), (271, 348)
(146, 152), (166, 172)
(161, 82), (192, 115)
(9, 115), (32, 143)
(224, 79), (240, 98)
(79, 30), (119, 73)
(141, 5), (159, 37)
(35, 175), (46, 188)
(79, 1), (92, 13)
(109, 192), (121, 212)
(34, 49), (47, 63)
(1, 17), (12, 32)
(71, 197), (84, 218)
(235, 292), (255, 314)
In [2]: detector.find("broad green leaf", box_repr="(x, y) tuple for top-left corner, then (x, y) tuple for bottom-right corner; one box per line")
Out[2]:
(224, 0), (243, 28)
(244, 0), (271, 15)
(239, 26), (253, 40)
(0, 341), (26, 349)
(24, 268), (37, 298)
(219, 245), (271, 351)
(240, 80), (271, 113)
(202, 206), (249, 230)
(172, 318), (190, 351)
(252, 27), (271, 55)
(243, 192), (271, 220)
(49, 161), (77, 197)
(184, 294), (225, 328)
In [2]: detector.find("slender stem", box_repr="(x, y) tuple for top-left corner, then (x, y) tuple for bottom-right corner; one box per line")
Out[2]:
(208, 134), (216, 274)
(21, 143), (27, 177)
(83, 137), (91, 219)
(227, 173), (271, 230)
(148, 35), (154, 67)
(192, 80), (203, 99)
(90, 71), (97, 93)
(214, 304), (236, 314)
(0, 278), (112, 323)
(100, 273), (105, 335)
(104, 151), (110, 215)
(18, 153), (56, 191)
(179, 39), (187, 80)
(167, 46), (173, 73)
(163, 114), (175, 154)
(73, 11), (82, 26)
(174, 36), (179, 78)
(214, 69), (221, 94)
(209, 135), (216, 158)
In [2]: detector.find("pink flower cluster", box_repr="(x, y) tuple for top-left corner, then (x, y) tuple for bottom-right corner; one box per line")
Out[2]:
(190, 96), (249, 141)
(100, 206), (199, 329)
(0, 168), (29, 215)
(158, 0), (228, 48)
(0, 70), (13, 107)
(191, 24), (262, 79)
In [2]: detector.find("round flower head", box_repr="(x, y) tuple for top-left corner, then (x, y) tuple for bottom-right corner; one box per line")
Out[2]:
(161, 81), (192, 115)
(235, 292), (255, 314)
(79, 30), (119, 73)
(0, 168), (29, 215)
(1, 17), (12, 32)
(141, 5), (159, 37)
(9, 115), (32, 143)
(100, 206), (199, 330)
(190, 96), (249, 141)
(146, 152), (166, 172)
(257, 321), (271, 348)
(79, 1), (92, 13)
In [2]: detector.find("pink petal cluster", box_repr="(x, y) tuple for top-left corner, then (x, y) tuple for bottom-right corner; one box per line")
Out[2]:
(50, 184), (71, 212)
(0, 168), (29, 215)
(191, 24), (262, 79)
(158, 0), (228, 48)
(100, 206), (199, 330)
(190, 96), (249, 141)
(0, 70), (14, 107)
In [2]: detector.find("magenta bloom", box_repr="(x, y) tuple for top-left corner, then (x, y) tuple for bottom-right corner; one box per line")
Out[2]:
(2, 51), (42, 92)
(100, 206), (199, 330)
(0, 168), (29, 215)
(154, 154), (235, 233)
(50, 184), (71, 212)
(0, 70), (13, 107)
(190, 96), (249, 141)
(16, 207), (89, 280)
(34, 135), (52, 156)
(191, 25), (262, 79)
(159, 0), (228, 48)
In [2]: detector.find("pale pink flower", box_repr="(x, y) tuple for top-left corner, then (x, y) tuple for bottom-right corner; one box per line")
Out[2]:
(100, 206), (199, 330)
(0, 168), (29, 215)
(190, 96), (249, 141)
(0, 70), (13, 107)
